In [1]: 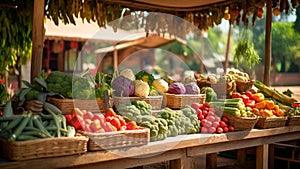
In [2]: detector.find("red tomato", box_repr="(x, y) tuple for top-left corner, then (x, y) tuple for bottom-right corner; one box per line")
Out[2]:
(216, 127), (223, 134)
(201, 127), (208, 133)
(219, 121), (228, 128)
(191, 103), (201, 110)
(198, 114), (205, 120)
(228, 125), (235, 132)
(202, 110), (208, 117)
(212, 121), (220, 128)
(214, 116), (221, 122)
(196, 108), (203, 115)
(245, 100), (255, 108)
(208, 127), (216, 133)
(204, 121), (213, 128)
(242, 95), (250, 104)
(221, 117), (229, 124)
(223, 126), (229, 133)
(203, 102), (210, 108)
(249, 89), (257, 94)
(206, 115), (215, 122)
(201, 119), (208, 127)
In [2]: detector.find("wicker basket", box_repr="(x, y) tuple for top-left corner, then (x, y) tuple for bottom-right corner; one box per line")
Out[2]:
(286, 115), (300, 126)
(164, 93), (206, 109)
(112, 96), (163, 110)
(235, 80), (255, 92)
(0, 135), (88, 161)
(255, 116), (287, 129)
(47, 97), (112, 114)
(79, 127), (150, 151)
(222, 112), (258, 131)
(196, 79), (211, 89)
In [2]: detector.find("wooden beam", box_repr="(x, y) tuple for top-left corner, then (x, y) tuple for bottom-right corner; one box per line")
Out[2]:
(263, 0), (272, 85)
(31, 0), (45, 82)
(224, 22), (232, 74)
(256, 144), (269, 169)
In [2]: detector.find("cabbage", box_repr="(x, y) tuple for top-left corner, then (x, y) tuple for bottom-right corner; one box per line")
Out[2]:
(184, 82), (200, 94)
(120, 69), (135, 81)
(111, 76), (134, 97)
(134, 80), (150, 97)
(168, 83), (186, 94)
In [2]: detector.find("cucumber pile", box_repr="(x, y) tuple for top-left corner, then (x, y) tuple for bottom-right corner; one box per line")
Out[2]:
(0, 103), (75, 142)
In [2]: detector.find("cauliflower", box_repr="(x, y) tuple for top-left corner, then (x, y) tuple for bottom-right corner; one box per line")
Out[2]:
(134, 80), (150, 97)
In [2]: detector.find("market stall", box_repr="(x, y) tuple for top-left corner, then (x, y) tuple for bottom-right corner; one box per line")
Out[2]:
(1, 0), (300, 169)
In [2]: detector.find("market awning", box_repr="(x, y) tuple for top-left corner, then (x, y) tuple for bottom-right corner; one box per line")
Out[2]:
(44, 18), (145, 42)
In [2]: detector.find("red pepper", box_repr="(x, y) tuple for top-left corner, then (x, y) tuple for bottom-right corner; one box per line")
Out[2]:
(69, 115), (83, 130)
(64, 114), (73, 123)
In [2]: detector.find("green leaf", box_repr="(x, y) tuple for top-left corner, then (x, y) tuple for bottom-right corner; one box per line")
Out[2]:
(22, 80), (34, 88)
(34, 76), (48, 90)
(19, 88), (31, 102)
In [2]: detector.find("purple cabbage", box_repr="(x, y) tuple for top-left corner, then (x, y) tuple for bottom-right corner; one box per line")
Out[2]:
(184, 82), (200, 94)
(168, 82), (186, 94)
(111, 76), (134, 97)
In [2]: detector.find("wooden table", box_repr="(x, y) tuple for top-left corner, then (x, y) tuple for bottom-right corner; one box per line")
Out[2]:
(1, 126), (300, 169)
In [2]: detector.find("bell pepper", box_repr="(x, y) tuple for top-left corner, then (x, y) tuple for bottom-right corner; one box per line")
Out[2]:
(254, 101), (266, 109)
(252, 93), (265, 102)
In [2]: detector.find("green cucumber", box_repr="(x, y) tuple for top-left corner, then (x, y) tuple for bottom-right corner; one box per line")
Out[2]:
(4, 115), (24, 130)
(17, 135), (41, 141)
(8, 113), (31, 142)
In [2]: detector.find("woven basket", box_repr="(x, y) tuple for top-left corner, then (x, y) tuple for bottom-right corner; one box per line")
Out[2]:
(222, 112), (258, 131)
(286, 115), (300, 126)
(47, 97), (112, 114)
(112, 96), (163, 110)
(255, 116), (287, 129)
(0, 135), (88, 161)
(79, 127), (150, 151)
(196, 79), (211, 88)
(235, 80), (255, 92)
(164, 93), (206, 109)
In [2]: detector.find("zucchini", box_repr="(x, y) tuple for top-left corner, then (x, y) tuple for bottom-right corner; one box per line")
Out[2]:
(33, 115), (52, 138)
(44, 102), (62, 114)
(45, 126), (68, 133)
(217, 98), (243, 103)
(17, 135), (41, 141)
(223, 107), (241, 117)
(0, 115), (23, 122)
(45, 107), (61, 137)
(40, 113), (53, 120)
(8, 113), (32, 141)
(21, 131), (50, 138)
(3, 101), (13, 117)
(24, 126), (41, 132)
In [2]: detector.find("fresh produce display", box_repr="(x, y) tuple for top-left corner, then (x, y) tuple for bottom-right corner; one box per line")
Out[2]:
(46, 71), (94, 99)
(191, 102), (234, 134)
(135, 70), (155, 86)
(119, 69), (136, 81)
(254, 80), (298, 105)
(227, 69), (251, 82)
(94, 72), (113, 100)
(0, 103), (76, 142)
(66, 107), (137, 132)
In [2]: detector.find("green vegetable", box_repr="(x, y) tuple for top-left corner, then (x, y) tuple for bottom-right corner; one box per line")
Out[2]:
(135, 71), (155, 86)
(200, 87), (217, 102)
(5, 115), (24, 130)
(8, 113), (32, 142)
(0, 83), (7, 105)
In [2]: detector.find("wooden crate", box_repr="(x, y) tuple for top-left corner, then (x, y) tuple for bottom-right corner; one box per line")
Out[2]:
(286, 115), (300, 126)
(79, 127), (150, 151)
(255, 116), (287, 129)
(0, 135), (88, 161)
(164, 93), (206, 109)
(47, 97), (112, 114)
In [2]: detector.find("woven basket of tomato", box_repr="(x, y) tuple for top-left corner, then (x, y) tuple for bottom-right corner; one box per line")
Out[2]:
(67, 108), (150, 151)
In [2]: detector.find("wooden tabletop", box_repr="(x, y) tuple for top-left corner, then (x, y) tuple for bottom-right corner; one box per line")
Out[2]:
(1, 125), (300, 169)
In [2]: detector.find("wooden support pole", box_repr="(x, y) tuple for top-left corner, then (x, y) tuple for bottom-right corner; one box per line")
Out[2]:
(206, 153), (217, 169)
(31, 0), (45, 82)
(113, 46), (118, 71)
(224, 23), (232, 74)
(256, 144), (269, 169)
(263, 0), (272, 85)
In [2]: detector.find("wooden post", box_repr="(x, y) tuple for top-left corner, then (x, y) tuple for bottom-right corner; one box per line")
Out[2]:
(113, 46), (118, 71)
(256, 144), (269, 169)
(206, 153), (217, 169)
(263, 0), (272, 85)
(224, 23), (232, 74)
(31, 0), (45, 82)
(200, 31), (205, 74)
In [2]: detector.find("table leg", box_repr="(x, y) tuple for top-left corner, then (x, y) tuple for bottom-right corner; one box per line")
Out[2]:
(237, 149), (247, 165)
(206, 153), (217, 169)
(169, 157), (194, 169)
(256, 144), (269, 169)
